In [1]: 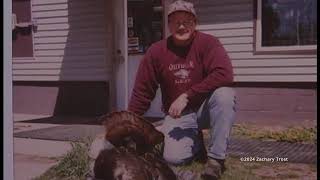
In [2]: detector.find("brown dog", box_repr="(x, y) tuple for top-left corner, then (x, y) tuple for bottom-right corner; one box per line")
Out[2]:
(93, 111), (176, 180)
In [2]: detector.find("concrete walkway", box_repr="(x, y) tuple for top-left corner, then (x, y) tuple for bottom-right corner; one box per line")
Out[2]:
(14, 153), (57, 180)
(14, 137), (71, 180)
(13, 118), (73, 180)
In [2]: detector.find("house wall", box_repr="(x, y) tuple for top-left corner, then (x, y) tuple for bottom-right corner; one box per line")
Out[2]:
(13, 81), (109, 116)
(194, 0), (317, 82)
(128, 0), (317, 123)
(12, 0), (316, 122)
(13, 0), (113, 81)
(194, 0), (317, 123)
(12, 0), (114, 116)
(235, 83), (316, 125)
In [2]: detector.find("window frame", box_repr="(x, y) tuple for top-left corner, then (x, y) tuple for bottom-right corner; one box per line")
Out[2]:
(12, 0), (35, 60)
(254, 0), (317, 53)
(127, 0), (165, 55)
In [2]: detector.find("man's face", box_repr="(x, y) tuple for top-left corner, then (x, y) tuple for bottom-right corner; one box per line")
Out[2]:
(168, 11), (196, 43)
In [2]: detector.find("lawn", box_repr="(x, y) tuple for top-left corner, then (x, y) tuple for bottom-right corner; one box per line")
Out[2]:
(230, 124), (317, 144)
(34, 124), (317, 180)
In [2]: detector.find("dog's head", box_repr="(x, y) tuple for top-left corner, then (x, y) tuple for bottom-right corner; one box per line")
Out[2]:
(94, 148), (176, 180)
(99, 111), (164, 153)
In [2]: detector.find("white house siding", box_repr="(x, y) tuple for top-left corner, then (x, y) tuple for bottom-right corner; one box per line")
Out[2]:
(127, 0), (317, 118)
(13, 0), (113, 81)
(194, 0), (317, 82)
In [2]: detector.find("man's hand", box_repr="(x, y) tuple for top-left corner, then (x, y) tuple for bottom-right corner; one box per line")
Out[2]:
(168, 93), (188, 118)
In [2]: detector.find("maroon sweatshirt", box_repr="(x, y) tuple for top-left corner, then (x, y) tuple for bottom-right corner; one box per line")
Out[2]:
(128, 31), (234, 116)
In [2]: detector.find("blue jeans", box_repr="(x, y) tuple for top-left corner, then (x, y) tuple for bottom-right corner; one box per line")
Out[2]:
(158, 87), (236, 165)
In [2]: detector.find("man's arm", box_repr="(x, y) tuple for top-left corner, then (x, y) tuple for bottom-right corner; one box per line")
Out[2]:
(169, 37), (233, 118)
(128, 48), (159, 116)
(186, 37), (234, 99)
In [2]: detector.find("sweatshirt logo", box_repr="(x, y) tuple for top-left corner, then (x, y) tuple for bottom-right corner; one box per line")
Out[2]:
(168, 61), (194, 71)
(174, 69), (190, 79)
(169, 61), (194, 84)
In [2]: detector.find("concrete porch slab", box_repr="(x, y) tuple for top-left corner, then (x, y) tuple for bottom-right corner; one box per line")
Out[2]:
(14, 154), (57, 180)
(14, 138), (72, 158)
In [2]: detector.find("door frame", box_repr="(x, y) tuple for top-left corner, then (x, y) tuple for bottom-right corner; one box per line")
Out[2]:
(4, 0), (14, 179)
(110, 0), (129, 111)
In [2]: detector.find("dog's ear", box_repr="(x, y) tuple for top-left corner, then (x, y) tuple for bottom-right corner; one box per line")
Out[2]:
(100, 111), (164, 152)
(93, 149), (117, 180)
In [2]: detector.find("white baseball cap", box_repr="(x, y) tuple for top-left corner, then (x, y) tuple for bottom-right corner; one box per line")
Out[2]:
(168, 0), (196, 17)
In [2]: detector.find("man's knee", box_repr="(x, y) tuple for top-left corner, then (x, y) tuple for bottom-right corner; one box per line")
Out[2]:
(162, 135), (198, 165)
(161, 128), (200, 165)
(211, 87), (236, 108)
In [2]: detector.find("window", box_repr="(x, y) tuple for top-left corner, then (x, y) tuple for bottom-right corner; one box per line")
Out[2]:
(255, 0), (317, 52)
(12, 0), (34, 58)
(127, 0), (164, 54)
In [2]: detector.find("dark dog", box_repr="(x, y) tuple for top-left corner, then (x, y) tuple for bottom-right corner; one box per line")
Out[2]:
(94, 148), (176, 180)
(93, 111), (177, 180)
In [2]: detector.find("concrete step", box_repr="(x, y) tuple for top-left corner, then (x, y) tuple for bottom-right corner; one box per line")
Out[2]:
(14, 138), (72, 158)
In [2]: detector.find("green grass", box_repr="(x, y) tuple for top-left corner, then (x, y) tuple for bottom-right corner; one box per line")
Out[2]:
(33, 137), (93, 180)
(309, 164), (317, 172)
(34, 127), (316, 180)
(231, 124), (317, 143)
(173, 157), (262, 180)
(276, 172), (300, 179)
(175, 161), (205, 173)
(221, 157), (262, 180)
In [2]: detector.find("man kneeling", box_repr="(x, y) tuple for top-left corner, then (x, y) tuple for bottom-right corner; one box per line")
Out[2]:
(128, 0), (236, 179)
